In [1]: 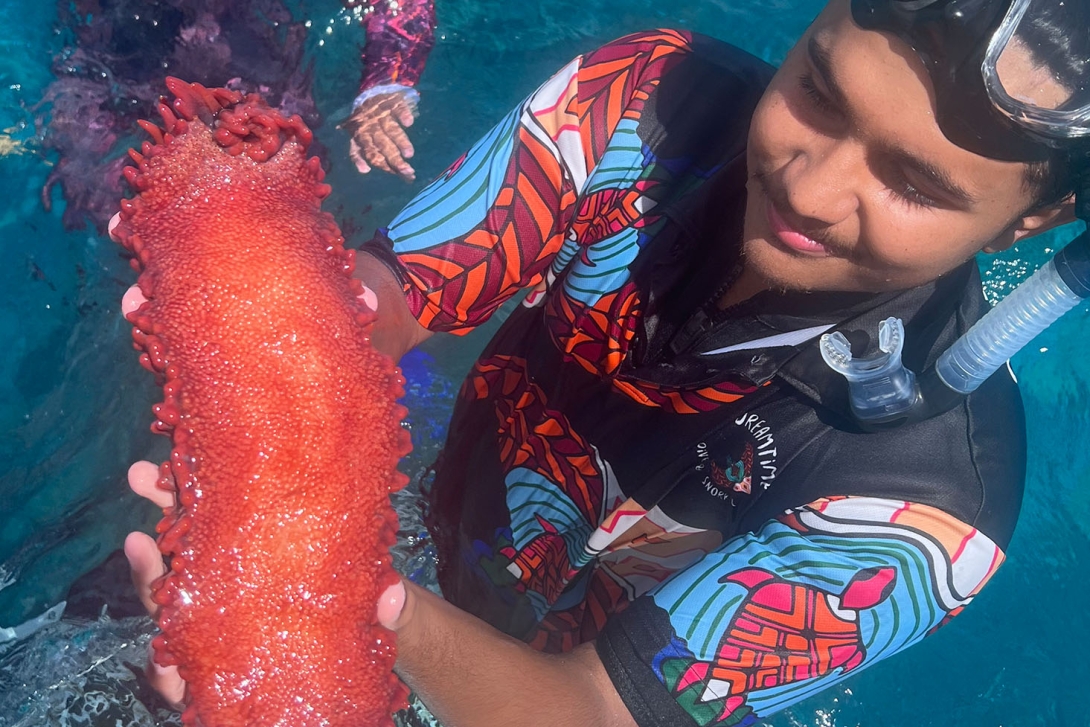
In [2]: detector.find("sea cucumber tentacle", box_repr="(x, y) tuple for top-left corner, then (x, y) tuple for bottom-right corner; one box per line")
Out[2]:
(115, 78), (412, 726)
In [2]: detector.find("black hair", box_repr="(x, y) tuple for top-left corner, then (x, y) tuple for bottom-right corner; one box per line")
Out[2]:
(1017, 0), (1090, 210)
(1025, 150), (1080, 210)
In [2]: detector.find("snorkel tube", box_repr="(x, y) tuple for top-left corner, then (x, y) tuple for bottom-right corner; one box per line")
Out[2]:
(936, 210), (1090, 394)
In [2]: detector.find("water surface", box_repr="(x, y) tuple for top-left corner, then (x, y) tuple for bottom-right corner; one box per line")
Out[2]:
(0, 0), (1086, 724)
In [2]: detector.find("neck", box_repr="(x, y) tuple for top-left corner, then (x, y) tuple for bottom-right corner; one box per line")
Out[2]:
(717, 264), (770, 309)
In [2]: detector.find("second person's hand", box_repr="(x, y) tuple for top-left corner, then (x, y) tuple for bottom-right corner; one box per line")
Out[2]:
(343, 92), (418, 181)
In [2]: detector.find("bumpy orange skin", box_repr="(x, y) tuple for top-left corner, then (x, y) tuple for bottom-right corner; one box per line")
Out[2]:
(113, 79), (411, 727)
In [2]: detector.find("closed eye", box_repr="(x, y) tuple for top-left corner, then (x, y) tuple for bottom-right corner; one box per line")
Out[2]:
(798, 72), (840, 118)
(885, 172), (940, 209)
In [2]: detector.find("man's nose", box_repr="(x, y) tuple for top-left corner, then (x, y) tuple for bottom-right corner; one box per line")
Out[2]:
(783, 140), (861, 227)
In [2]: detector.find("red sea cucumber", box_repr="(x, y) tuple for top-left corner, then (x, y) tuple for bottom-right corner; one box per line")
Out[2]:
(112, 78), (412, 726)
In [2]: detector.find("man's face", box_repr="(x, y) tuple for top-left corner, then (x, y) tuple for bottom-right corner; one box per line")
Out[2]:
(742, 0), (1040, 294)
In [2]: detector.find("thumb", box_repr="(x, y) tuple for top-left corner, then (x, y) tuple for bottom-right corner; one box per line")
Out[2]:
(376, 579), (407, 630)
(357, 283), (378, 313)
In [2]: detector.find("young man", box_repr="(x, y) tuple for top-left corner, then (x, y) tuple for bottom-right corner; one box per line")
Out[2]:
(124, 0), (1088, 724)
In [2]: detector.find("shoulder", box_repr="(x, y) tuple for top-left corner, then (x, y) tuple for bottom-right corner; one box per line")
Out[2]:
(958, 364), (1027, 547)
(577, 31), (776, 167)
(581, 30), (776, 102)
(584, 30), (774, 78)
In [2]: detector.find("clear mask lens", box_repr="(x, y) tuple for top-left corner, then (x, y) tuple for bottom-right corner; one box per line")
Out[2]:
(983, 0), (1090, 139)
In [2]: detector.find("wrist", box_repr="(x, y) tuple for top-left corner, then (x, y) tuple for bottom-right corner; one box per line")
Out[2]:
(352, 84), (420, 111)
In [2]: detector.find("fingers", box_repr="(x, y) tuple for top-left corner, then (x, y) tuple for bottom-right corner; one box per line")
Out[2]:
(116, 272), (187, 708)
(376, 579), (407, 630)
(117, 211), (149, 319)
(359, 133), (396, 176)
(349, 138), (372, 175)
(379, 114), (415, 160)
(124, 532), (188, 708)
(108, 212), (122, 241)
(358, 284), (379, 313)
(346, 93), (418, 180)
(383, 95), (417, 129)
(124, 531), (166, 616)
(129, 460), (176, 508)
(147, 640), (187, 709)
(394, 101), (415, 128)
(122, 284), (148, 319)
(359, 131), (416, 181)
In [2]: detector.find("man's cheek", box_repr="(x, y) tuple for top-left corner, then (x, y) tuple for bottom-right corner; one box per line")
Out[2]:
(750, 94), (804, 170)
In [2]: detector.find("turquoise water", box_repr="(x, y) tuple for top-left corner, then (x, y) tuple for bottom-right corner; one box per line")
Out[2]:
(0, 0), (1087, 724)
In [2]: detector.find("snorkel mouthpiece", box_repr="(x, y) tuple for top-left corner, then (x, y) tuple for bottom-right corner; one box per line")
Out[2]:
(820, 317), (920, 423)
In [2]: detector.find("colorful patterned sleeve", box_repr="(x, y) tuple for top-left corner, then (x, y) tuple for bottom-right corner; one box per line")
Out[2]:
(595, 497), (1004, 727)
(345, 0), (436, 99)
(366, 30), (694, 333)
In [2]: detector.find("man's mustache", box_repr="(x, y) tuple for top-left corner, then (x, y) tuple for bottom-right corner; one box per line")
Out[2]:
(752, 170), (857, 260)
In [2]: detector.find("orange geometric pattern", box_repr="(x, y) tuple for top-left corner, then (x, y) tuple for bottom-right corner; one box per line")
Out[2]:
(395, 31), (691, 333)
(470, 355), (605, 521)
(398, 124), (577, 331)
(545, 283), (643, 375)
(567, 29), (693, 168)
(611, 377), (757, 414)
(670, 566), (897, 724)
(709, 568), (893, 689)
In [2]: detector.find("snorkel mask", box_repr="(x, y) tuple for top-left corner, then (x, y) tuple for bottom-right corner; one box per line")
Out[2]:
(852, 0), (1090, 160)
(821, 0), (1090, 427)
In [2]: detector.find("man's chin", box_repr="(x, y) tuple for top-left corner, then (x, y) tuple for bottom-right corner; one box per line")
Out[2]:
(743, 244), (912, 296)
(742, 239), (824, 294)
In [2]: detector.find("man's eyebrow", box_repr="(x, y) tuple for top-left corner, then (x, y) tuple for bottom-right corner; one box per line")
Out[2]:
(806, 35), (850, 110)
(806, 34), (977, 208)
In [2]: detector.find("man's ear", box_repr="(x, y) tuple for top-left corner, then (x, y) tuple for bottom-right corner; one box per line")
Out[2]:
(984, 194), (1078, 253)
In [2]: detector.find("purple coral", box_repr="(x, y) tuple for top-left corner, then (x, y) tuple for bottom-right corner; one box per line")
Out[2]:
(38, 0), (319, 232)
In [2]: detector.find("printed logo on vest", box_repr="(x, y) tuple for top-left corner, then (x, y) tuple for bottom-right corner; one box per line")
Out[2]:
(695, 412), (779, 502)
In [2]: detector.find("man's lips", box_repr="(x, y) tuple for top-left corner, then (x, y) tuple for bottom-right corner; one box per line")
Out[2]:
(765, 197), (830, 256)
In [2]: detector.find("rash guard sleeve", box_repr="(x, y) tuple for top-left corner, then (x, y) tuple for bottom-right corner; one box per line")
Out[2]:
(348, 0), (435, 95)
(595, 496), (1004, 727)
(361, 31), (696, 333)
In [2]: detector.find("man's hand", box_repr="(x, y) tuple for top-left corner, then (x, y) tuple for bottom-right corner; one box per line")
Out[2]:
(343, 92), (417, 181)
(124, 461), (187, 709)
